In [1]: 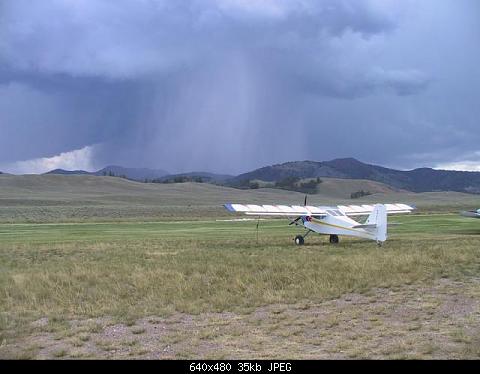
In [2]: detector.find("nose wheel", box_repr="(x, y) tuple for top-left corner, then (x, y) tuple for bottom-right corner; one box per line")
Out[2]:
(294, 229), (312, 245)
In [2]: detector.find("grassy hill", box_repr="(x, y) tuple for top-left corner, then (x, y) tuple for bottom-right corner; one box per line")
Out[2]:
(94, 165), (169, 180)
(315, 177), (401, 197)
(0, 174), (320, 223)
(45, 169), (92, 176)
(155, 171), (234, 183)
(0, 174), (479, 223)
(244, 177), (400, 196)
(45, 165), (169, 181)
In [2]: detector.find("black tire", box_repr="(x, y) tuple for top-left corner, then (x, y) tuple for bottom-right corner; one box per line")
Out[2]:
(329, 235), (339, 244)
(294, 235), (305, 245)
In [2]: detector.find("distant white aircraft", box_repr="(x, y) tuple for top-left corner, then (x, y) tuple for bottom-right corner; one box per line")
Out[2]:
(224, 201), (415, 246)
(460, 209), (480, 218)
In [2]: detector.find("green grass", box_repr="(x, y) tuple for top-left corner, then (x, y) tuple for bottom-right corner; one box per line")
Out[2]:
(0, 220), (285, 244)
(391, 214), (480, 234)
(0, 213), (478, 244)
(1, 214), (480, 326)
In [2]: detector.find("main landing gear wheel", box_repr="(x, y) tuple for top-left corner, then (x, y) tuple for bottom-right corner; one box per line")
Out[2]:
(294, 235), (305, 245)
(329, 235), (339, 244)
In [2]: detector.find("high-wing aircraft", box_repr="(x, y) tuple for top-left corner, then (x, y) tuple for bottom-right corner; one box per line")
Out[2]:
(224, 201), (414, 246)
(460, 209), (480, 218)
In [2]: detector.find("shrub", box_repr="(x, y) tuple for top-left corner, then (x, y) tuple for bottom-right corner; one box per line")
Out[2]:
(351, 190), (373, 199)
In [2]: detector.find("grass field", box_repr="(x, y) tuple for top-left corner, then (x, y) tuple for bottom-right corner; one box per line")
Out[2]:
(1, 211), (480, 359)
(1, 174), (479, 223)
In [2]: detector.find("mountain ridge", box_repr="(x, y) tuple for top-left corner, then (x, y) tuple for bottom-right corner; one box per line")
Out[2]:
(41, 158), (480, 194)
(230, 158), (480, 193)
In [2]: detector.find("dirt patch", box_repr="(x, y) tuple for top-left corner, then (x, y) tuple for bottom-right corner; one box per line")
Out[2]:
(2, 277), (480, 359)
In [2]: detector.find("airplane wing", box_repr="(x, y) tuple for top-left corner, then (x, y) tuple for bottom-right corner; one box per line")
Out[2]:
(224, 203), (414, 217)
(337, 203), (415, 216)
(224, 204), (327, 217)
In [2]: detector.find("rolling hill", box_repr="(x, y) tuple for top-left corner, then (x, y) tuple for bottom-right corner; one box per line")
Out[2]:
(45, 169), (92, 175)
(312, 177), (402, 197)
(1, 173), (479, 223)
(94, 165), (169, 180)
(156, 171), (234, 183)
(45, 165), (169, 181)
(44, 166), (232, 183)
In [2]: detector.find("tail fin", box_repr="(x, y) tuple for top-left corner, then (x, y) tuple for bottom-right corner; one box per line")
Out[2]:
(366, 204), (387, 242)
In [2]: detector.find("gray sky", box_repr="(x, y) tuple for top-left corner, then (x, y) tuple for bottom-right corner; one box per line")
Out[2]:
(1, 0), (479, 174)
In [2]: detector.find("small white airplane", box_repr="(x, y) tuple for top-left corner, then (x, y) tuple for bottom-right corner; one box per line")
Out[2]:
(460, 209), (480, 218)
(224, 200), (414, 246)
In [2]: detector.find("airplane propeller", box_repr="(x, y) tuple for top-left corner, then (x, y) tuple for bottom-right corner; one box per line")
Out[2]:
(289, 194), (308, 226)
(289, 217), (302, 226)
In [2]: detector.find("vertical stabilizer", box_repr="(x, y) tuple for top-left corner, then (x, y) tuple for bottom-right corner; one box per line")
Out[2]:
(366, 204), (387, 242)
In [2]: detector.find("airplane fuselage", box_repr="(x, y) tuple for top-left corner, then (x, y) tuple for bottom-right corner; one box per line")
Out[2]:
(301, 214), (379, 241)
(461, 210), (480, 218)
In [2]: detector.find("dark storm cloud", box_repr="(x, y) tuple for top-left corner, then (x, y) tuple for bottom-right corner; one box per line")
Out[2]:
(0, 0), (478, 173)
(0, 73), (150, 163)
(0, 0), (400, 78)
(290, 62), (430, 99)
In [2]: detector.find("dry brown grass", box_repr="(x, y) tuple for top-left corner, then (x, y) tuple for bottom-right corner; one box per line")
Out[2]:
(3, 277), (479, 359)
